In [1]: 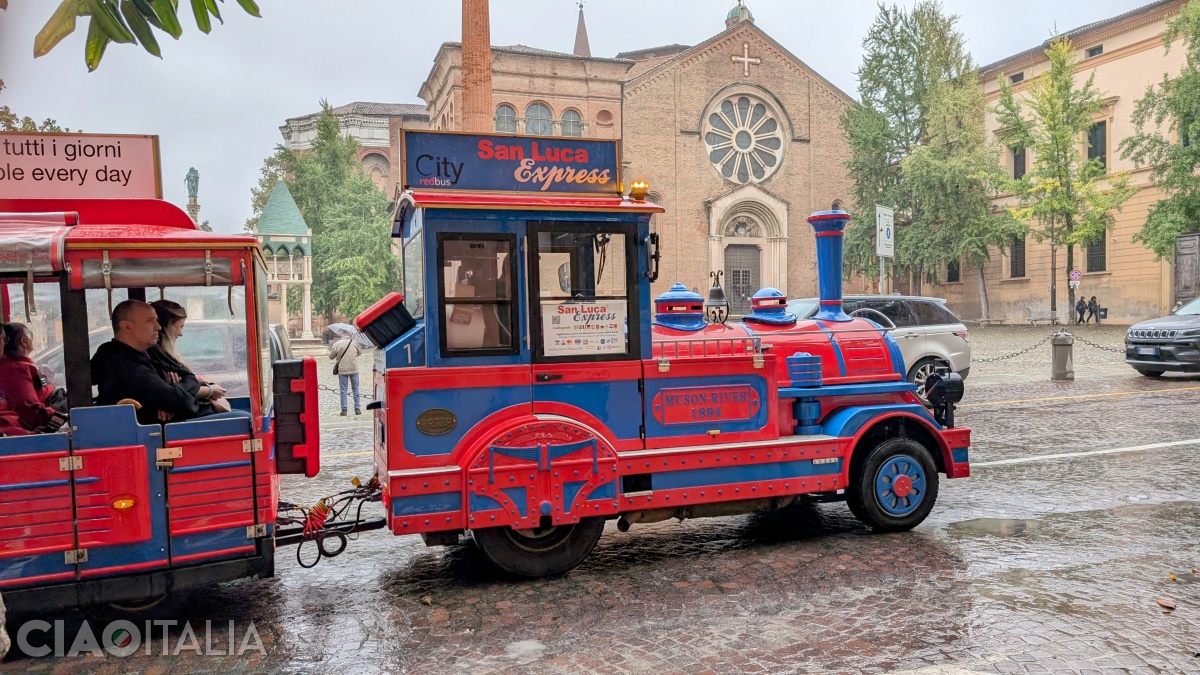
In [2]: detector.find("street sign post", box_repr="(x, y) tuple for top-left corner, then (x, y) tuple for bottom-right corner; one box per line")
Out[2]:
(876, 205), (894, 293)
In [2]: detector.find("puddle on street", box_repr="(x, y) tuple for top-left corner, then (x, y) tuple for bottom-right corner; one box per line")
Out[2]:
(949, 517), (1043, 537)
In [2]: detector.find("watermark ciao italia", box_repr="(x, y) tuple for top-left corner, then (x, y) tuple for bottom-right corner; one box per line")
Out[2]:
(14, 619), (264, 658)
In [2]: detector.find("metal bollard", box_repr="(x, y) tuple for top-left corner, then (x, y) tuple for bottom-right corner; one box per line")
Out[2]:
(1051, 331), (1074, 381)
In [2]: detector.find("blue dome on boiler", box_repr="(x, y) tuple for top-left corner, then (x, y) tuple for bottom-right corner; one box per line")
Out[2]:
(654, 283), (707, 331)
(742, 287), (796, 325)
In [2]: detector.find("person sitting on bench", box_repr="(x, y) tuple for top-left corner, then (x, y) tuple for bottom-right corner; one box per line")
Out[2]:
(91, 300), (249, 425)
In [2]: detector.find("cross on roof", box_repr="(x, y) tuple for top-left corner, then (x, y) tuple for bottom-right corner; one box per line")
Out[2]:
(732, 42), (761, 77)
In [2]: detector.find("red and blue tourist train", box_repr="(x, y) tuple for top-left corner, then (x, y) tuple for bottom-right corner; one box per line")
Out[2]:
(0, 128), (971, 618)
(359, 130), (971, 577)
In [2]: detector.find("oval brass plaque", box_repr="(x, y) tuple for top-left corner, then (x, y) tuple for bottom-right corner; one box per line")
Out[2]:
(415, 408), (457, 436)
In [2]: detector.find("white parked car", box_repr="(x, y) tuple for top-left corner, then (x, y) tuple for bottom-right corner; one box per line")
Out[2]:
(786, 295), (971, 386)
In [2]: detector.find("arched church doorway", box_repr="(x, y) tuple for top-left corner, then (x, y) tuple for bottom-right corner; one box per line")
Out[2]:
(724, 244), (761, 316)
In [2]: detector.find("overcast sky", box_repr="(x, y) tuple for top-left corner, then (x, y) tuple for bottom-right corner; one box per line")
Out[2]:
(0, 0), (1155, 232)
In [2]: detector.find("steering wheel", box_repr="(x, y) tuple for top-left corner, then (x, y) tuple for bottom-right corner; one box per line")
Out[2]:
(849, 307), (896, 330)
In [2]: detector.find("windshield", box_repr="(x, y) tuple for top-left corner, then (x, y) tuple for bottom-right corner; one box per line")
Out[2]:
(1177, 297), (1200, 315)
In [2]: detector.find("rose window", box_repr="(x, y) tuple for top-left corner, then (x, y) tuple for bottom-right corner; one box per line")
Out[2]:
(704, 94), (784, 183)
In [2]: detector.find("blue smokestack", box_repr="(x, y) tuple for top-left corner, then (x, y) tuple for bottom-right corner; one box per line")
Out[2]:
(807, 210), (852, 322)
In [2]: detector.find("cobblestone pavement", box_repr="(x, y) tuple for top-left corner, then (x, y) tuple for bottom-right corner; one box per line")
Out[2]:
(6, 332), (1200, 673)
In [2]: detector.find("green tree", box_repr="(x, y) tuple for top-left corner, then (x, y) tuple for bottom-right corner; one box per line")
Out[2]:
(11, 0), (260, 72)
(902, 74), (1024, 319)
(243, 147), (286, 233)
(995, 35), (1136, 321)
(841, 1), (975, 293)
(249, 102), (398, 319)
(1119, 0), (1200, 259)
(0, 79), (74, 132)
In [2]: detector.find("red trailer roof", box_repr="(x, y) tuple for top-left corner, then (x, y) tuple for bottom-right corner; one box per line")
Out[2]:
(0, 198), (258, 250)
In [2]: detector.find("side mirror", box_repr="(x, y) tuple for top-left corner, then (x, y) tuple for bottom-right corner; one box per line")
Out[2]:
(644, 232), (661, 282)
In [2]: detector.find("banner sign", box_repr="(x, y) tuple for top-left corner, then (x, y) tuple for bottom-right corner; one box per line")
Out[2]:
(651, 385), (761, 426)
(541, 300), (627, 356)
(0, 133), (161, 199)
(402, 131), (619, 194)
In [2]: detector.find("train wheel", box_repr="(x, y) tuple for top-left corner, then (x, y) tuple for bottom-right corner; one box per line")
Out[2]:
(847, 438), (939, 532)
(473, 517), (605, 578)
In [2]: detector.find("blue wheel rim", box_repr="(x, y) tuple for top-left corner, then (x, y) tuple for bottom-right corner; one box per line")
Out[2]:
(874, 454), (926, 516)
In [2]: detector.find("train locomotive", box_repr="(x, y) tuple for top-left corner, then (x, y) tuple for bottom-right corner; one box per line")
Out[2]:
(358, 130), (971, 577)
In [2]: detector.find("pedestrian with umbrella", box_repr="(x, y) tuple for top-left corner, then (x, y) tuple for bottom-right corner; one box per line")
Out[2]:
(328, 324), (365, 416)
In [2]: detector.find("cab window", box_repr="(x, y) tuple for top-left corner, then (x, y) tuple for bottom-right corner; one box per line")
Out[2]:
(436, 234), (517, 356)
(528, 223), (637, 361)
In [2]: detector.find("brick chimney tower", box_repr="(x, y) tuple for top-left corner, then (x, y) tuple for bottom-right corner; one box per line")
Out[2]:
(461, 0), (494, 132)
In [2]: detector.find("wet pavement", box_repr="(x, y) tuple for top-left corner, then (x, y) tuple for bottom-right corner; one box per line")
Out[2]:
(5, 328), (1200, 673)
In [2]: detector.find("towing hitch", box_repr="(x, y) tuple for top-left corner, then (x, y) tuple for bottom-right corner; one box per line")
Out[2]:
(276, 476), (385, 567)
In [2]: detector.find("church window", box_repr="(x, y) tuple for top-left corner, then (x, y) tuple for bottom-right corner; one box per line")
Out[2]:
(704, 93), (785, 184)
(525, 103), (553, 136)
(495, 105), (517, 133)
(561, 109), (583, 137)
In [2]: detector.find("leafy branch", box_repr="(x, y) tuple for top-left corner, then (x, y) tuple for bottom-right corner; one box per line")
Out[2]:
(14, 0), (261, 71)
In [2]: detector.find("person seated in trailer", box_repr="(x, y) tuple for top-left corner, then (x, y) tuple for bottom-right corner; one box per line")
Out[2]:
(0, 327), (32, 436)
(91, 299), (248, 425)
(0, 323), (67, 433)
(148, 299), (233, 415)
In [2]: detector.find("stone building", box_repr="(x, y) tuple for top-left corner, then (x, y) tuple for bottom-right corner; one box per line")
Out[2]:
(279, 102), (429, 192)
(618, 4), (855, 310)
(932, 0), (1188, 323)
(280, 3), (854, 314)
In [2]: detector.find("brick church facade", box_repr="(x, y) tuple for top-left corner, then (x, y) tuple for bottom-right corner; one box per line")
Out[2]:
(280, 3), (854, 313)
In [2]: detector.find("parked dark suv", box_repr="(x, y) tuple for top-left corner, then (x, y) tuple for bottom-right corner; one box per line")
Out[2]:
(1125, 297), (1200, 376)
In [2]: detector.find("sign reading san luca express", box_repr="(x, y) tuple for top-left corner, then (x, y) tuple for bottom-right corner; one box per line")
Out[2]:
(401, 130), (619, 194)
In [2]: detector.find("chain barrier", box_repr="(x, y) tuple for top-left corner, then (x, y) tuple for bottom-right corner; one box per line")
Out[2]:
(317, 382), (376, 401)
(1066, 331), (1127, 354)
(973, 329), (1126, 363)
(973, 333), (1054, 363)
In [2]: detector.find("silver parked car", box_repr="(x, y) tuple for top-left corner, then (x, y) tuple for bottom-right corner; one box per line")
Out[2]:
(786, 295), (972, 386)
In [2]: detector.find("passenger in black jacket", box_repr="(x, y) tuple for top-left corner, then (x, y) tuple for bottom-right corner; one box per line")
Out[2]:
(91, 300), (201, 425)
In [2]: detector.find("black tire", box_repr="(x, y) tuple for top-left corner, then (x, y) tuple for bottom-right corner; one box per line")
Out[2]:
(907, 357), (948, 388)
(472, 518), (605, 578)
(1136, 369), (1164, 378)
(847, 437), (939, 532)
